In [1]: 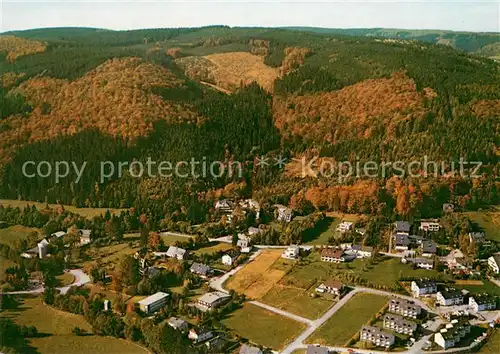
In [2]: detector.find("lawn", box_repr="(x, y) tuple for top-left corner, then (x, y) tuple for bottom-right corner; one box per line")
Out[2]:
(193, 242), (233, 255)
(56, 272), (76, 286)
(261, 284), (333, 319)
(0, 225), (39, 247)
(222, 303), (306, 350)
(80, 242), (140, 270)
(464, 209), (500, 242)
(0, 295), (149, 354)
(0, 258), (15, 281)
(160, 233), (193, 246)
(225, 250), (294, 299)
(453, 280), (500, 296)
(0, 199), (126, 219)
(305, 293), (389, 346)
(480, 329), (500, 353)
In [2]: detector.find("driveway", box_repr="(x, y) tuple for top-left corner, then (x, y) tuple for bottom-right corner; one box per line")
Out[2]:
(4, 269), (90, 295)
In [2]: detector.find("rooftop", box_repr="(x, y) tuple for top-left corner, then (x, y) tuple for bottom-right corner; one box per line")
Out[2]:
(394, 221), (411, 232)
(198, 291), (230, 305)
(138, 291), (169, 306)
(321, 248), (343, 258)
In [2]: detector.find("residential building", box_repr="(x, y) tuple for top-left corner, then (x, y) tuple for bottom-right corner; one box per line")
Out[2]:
(488, 254), (500, 274)
(282, 245), (300, 259)
(306, 345), (329, 354)
(76, 229), (91, 245)
(394, 234), (411, 251)
(468, 232), (486, 244)
(394, 221), (411, 235)
(247, 226), (263, 236)
(239, 199), (261, 219)
(388, 298), (422, 318)
(442, 249), (472, 273)
(222, 250), (240, 266)
(236, 234), (252, 252)
(196, 291), (230, 312)
(419, 219), (440, 232)
(215, 199), (234, 214)
(167, 317), (188, 332)
(356, 228), (366, 236)
(421, 240), (437, 257)
(360, 325), (395, 348)
(436, 288), (464, 306)
(138, 292), (169, 314)
(205, 337), (227, 352)
(239, 344), (264, 354)
(434, 319), (471, 349)
(37, 238), (49, 258)
(409, 258), (434, 270)
(188, 327), (213, 343)
(320, 248), (345, 263)
(166, 246), (187, 260)
(51, 231), (66, 239)
(411, 279), (437, 297)
(190, 262), (212, 278)
(443, 203), (455, 213)
(315, 280), (344, 296)
(469, 295), (496, 312)
(383, 314), (417, 334)
(336, 221), (353, 233)
(276, 204), (293, 222)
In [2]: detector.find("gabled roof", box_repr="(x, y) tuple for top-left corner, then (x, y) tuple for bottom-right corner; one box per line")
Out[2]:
(168, 316), (188, 329)
(198, 291), (230, 305)
(306, 345), (329, 354)
(166, 246), (186, 258)
(413, 279), (436, 288)
(438, 288), (463, 300)
(422, 240), (437, 253)
(323, 279), (343, 290)
(471, 295), (496, 305)
(239, 344), (263, 354)
(190, 262), (212, 275)
(395, 234), (411, 246)
(321, 248), (343, 258)
(51, 231), (66, 238)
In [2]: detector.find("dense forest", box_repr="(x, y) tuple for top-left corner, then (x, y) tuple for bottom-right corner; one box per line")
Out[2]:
(0, 26), (498, 222)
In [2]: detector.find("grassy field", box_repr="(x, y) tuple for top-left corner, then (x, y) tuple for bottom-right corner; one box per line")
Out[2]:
(0, 258), (15, 280)
(0, 199), (125, 219)
(193, 242), (233, 255)
(0, 225), (39, 247)
(159, 234), (192, 246)
(80, 242), (140, 270)
(0, 295), (149, 354)
(480, 329), (500, 353)
(225, 250), (294, 299)
(464, 209), (500, 242)
(453, 280), (500, 296)
(222, 303), (306, 350)
(305, 293), (389, 346)
(56, 273), (76, 286)
(260, 284), (333, 319)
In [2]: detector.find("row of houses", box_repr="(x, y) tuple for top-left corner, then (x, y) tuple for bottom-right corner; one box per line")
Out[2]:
(394, 220), (441, 234)
(21, 228), (91, 259)
(434, 319), (471, 349)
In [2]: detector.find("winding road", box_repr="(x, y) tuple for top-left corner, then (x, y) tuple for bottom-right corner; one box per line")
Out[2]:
(4, 269), (90, 295)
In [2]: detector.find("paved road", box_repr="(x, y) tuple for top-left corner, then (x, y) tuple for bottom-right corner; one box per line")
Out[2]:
(4, 269), (90, 295)
(209, 250), (262, 293)
(249, 301), (314, 326)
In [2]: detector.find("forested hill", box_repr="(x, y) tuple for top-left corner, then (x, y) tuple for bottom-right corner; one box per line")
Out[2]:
(0, 26), (499, 222)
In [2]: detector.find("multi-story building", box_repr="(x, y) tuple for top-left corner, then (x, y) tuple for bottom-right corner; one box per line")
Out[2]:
(320, 248), (345, 263)
(196, 291), (230, 312)
(488, 254), (500, 274)
(394, 221), (411, 235)
(336, 221), (353, 233)
(411, 279), (437, 297)
(138, 292), (170, 314)
(282, 245), (300, 259)
(388, 298), (422, 318)
(434, 319), (471, 349)
(383, 314), (417, 335)
(419, 219), (441, 232)
(360, 325), (395, 348)
(469, 295), (497, 312)
(436, 288), (464, 306)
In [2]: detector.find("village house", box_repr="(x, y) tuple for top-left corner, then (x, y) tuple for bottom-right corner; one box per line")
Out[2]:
(469, 295), (497, 312)
(411, 279), (437, 297)
(167, 317), (189, 332)
(138, 292), (169, 314)
(436, 288), (464, 306)
(348, 245), (373, 258)
(443, 203), (455, 213)
(282, 245), (300, 259)
(239, 199), (261, 219)
(306, 345), (330, 354)
(222, 250), (240, 266)
(360, 325), (395, 348)
(236, 234), (252, 253)
(51, 231), (66, 239)
(247, 226), (263, 236)
(166, 246), (187, 260)
(190, 262), (213, 278)
(421, 240), (437, 257)
(76, 229), (92, 245)
(188, 327), (213, 343)
(488, 254), (500, 274)
(442, 249), (472, 273)
(196, 291), (231, 312)
(320, 248), (345, 263)
(394, 221), (411, 235)
(239, 344), (264, 354)
(406, 257), (434, 270)
(336, 221), (353, 233)
(468, 232), (486, 244)
(434, 319), (471, 349)
(394, 234), (412, 251)
(383, 313), (417, 334)
(388, 298), (422, 318)
(275, 204), (293, 222)
(419, 219), (440, 232)
(356, 228), (366, 236)
(315, 279), (344, 296)
(215, 199), (234, 214)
